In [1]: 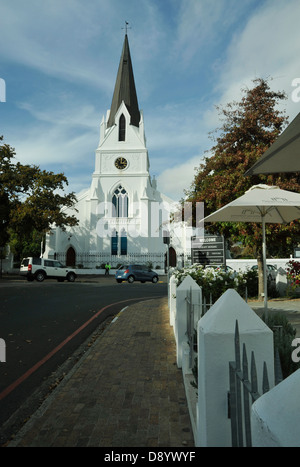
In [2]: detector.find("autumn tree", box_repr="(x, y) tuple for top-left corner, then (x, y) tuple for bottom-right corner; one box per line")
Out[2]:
(0, 136), (79, 260)
(186, 78), (300, 299)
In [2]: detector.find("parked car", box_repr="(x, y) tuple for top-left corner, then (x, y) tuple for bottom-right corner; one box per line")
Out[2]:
(115, 264), (159, 284)
(251, 264), (277, 282)
(20, 257), (77, 282)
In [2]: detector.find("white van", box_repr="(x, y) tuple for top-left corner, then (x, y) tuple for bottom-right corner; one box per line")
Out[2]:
(20, 257), (77, 282)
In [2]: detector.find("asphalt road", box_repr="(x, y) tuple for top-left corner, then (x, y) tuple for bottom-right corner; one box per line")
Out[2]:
(0, 275), (167, 444)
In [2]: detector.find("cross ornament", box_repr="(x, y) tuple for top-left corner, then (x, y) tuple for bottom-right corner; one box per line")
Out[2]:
(122, 21), (131, 34)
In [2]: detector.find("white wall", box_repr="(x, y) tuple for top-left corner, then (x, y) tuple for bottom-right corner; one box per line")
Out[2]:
(169, 273), (300, 448)
(227, 258), (294, 272)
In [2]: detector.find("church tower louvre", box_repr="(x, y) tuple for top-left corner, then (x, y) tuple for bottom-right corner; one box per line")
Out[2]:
(44, 32), (182, 270)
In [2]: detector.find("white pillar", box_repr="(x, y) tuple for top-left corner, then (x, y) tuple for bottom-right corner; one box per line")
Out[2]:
(169, 274), (177, 328)
(175, 275), (201, 368)
(251, 368), (300, 447)
(196, 289), (274, 447)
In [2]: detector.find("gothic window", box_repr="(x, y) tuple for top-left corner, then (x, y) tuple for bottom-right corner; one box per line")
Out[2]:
(119, 114), (126, 141)
(112, 186), (128, 218)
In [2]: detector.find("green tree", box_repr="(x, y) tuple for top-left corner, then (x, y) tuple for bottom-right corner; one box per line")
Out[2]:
(186, 78), (300, 299)
(9, 229), (46, 263)
(0, 136), (79, 260)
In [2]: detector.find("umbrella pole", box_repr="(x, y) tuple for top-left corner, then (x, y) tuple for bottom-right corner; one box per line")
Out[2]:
(262, 215), (268, 322)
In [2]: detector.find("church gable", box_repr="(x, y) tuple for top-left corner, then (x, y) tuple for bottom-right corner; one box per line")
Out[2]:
(100, 101), (145, 149)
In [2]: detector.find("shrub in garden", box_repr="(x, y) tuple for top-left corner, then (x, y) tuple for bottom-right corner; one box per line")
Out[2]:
(173, 264), (258, 302)
(261, 311), (300, 379)
(236, 268), (258, 299)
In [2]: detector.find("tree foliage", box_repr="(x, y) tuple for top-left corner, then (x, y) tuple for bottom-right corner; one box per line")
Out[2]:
(186, 78), (300, 297)
(0, 136), (79, 258)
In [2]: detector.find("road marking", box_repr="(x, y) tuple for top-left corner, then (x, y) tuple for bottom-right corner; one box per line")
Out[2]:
(112, 305), (129, 323)
(0, 297), (153, 401)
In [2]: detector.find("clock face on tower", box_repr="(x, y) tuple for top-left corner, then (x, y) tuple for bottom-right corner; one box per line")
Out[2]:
(114, 157), (128, 170)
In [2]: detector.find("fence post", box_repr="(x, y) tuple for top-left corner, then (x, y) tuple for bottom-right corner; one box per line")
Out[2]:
(251, 368), (300, 446)
(169, 274), (177, 328)
(194, 288), (202, 328)
(196, 289), (274, 447)
(175, 275), (201, 368)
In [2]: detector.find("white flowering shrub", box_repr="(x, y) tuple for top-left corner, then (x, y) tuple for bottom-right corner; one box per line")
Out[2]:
(173, 264), (252, 302)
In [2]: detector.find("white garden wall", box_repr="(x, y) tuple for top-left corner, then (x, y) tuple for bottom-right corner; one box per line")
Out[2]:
(196, 289), (274, 447)
(168, 273), (300, 447)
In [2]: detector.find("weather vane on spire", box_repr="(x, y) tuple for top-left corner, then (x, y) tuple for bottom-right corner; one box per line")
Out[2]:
(122, 21), (131, 34)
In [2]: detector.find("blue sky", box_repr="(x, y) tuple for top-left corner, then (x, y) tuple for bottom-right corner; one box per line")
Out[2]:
(1, 0), (300, 202)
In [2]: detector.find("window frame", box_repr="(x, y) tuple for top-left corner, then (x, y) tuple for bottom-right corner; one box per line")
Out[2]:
(112, 185), (128, 218)
(119, 114), (126, 141)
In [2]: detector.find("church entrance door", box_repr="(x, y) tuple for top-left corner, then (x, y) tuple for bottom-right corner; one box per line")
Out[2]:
(165, 246), (176, 270)
(66, 247), (76, 267)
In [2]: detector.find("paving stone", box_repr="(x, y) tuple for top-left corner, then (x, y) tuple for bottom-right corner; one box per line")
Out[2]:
(8, 297), (194, 447)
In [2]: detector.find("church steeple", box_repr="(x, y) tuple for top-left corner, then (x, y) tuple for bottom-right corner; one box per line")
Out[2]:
(107, 34), (140, 128)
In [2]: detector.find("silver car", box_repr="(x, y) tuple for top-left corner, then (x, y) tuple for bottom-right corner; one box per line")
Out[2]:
(115, 264), (159, 284)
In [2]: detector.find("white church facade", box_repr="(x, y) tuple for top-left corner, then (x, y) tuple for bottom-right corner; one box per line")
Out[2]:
(44, 34), (194, 270)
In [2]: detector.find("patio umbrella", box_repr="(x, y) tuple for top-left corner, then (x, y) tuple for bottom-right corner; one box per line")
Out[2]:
(245, 112), (300, 176)
(203, 184), (300, 316)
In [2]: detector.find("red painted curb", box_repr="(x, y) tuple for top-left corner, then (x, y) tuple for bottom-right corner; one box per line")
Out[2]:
(0, 297), (153, 401)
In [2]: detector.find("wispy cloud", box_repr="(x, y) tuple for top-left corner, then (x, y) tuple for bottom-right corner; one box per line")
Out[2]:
(1, 0), (300, 202)
(214, 0), (300, 119)
(0, 0), (116, 90)
(157, 154), (202, 201)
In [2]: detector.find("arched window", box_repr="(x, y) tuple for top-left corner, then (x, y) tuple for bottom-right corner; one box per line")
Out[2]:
(112, 185), (128, 218)
(119, 114), (126, 141)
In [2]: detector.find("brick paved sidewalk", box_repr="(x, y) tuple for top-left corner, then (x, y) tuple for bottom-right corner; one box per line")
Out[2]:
(8, 297), (194, 447)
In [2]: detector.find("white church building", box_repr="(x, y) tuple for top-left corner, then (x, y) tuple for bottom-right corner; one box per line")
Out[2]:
(44, 34), (194, 270)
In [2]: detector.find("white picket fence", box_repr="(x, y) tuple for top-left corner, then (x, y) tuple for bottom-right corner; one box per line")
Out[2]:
(169, 274), (300, 447)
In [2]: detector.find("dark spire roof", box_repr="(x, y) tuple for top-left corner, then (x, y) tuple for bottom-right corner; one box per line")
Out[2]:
(107, 34), (140, 128)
